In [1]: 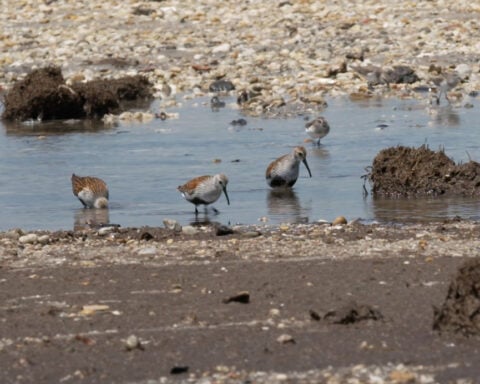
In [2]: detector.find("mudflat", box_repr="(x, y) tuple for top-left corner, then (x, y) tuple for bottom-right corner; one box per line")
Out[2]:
(2, 221), (480, 383)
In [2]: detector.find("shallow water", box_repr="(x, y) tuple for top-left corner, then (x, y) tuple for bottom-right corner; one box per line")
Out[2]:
(0, 95), (479, 231)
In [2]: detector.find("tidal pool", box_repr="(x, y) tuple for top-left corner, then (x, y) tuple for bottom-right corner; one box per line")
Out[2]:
(0, 95), (479, 231)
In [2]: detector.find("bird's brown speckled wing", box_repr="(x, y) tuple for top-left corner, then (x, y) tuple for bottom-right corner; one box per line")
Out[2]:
(178, 175), (210, 194)
(71, 174), (108, 197)
(266, 154), (288, 178)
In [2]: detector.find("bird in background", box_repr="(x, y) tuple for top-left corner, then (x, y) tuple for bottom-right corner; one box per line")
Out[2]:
(178, 174), (230, 215)
(266, 146), (312, 188)
(305, 116), (330, 146)
(431, 72), (462, 105)
(71, 173), (109, 209)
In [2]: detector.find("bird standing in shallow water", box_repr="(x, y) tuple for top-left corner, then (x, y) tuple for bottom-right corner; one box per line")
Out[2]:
(266, 146), (312, 188)
(431, 72), (461, 105)
(71, 173), (109, 209)
(178, 174), (230, 215)
(305, 117), (330, 146)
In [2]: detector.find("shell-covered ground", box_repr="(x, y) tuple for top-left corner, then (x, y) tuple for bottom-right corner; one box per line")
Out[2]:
(2, 0), (480, 116)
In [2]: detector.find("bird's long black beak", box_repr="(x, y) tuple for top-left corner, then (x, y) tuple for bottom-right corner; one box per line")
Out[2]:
(223, 187), (231, 205)
(303, 159), (312, 178)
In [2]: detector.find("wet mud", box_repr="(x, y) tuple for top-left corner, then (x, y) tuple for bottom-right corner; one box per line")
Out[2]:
(2, 222), (480, 382)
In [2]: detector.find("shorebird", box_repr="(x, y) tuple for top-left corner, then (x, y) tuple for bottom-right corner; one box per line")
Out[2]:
(178, 174), (230, 215)
(71, 173), (109, 209)
(305, 117), (330, 145)
(266, 146), (312, 188)
(431, 72), (461, 105)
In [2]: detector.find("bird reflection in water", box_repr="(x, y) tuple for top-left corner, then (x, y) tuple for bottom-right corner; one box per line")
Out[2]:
(428, 104), (461, 127)
(73, 208), (110, 231)
(308, 146), (330, 160)
(189, 216), (213, 226)
(267, 188), (308, 223)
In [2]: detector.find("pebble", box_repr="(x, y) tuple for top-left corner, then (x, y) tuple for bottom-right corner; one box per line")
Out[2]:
(37, 235), (50, 245)
(332, 216), (348, 226)
(4, 229), (22, 240)
(212, 43), (231, 54)
(137, 247), (157, 256)
(19, 234), (38, 244)
(242, 231), (262, 238)
(277, 334), (295, 344)
(223, 291), (250, 304)
(215, 225), (234, 236)
(181, 225), (198, 235)
(163, 219), (182, 232)
(124, 335), (142, 351)
(97, 227), (116, 236)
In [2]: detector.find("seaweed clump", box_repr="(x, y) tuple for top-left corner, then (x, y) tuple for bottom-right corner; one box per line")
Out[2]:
(1, 66), (153, 121)
(367, 145), (480, 197)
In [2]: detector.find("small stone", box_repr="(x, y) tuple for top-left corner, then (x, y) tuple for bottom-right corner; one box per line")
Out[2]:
(182, 226), (198, 235)
(125, 335), (143, 351)
(37, 235), (50, 245)
(4, 229), (23, 240)
(97, 226), (116, 236)
(163, 219), (182, 232)
(241, 231), (262, 238)
(277, 334), (295, 344)
(212, 43), (231, 53)
(209, 79), (235, 92)
(215, 224), (234, 236)
(230, 118), (247, 126)
(223, 291), (250, 304)
(138, 247), (157, 256)
(389, 370), (416, 383)
(269, 308), (280, 317)
(170, 366), (189, 375)
(80, 304), (110, 316)
(19, 234), (38, 244)
(309, 309), (321, 321)
(140, 232), (153, 241)
(332, 216), (347, 225)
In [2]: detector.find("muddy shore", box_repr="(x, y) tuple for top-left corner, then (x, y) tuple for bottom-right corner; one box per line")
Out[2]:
(2, 220), (480, 383)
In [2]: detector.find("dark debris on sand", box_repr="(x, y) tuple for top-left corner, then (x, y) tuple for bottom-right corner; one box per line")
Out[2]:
(433, 259), (480, 336)
(1, 66), (153, 121)
(367, 145), (480, 197)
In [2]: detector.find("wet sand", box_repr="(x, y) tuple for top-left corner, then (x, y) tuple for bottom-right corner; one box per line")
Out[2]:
(1, 221), (480, 383)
